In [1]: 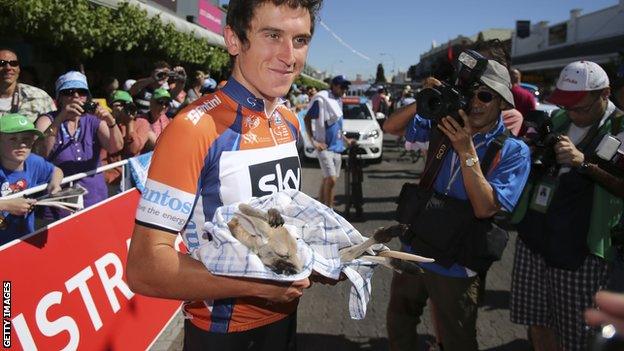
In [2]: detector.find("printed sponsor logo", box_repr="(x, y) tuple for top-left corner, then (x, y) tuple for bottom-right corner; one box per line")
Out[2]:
(246, 97), (257, 107)
(249, 157), (301, 197)
(186, 95), (222, 125)
(141, 187), (193, 215)
(244, 115), (260, 130)
(273, 112), (283, 125)
(242, 132), (260, 144)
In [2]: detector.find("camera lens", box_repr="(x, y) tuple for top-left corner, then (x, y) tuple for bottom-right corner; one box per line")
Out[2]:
(416, 88), (445, 120)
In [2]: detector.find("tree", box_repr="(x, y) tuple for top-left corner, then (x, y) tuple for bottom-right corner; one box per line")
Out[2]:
(375, 63), (387, 84)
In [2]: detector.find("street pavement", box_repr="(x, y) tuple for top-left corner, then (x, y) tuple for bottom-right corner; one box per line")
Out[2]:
(155, 135), (531, 350)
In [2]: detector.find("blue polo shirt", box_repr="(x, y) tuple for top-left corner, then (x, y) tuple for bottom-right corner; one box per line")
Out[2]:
(404, 114), (530, 277)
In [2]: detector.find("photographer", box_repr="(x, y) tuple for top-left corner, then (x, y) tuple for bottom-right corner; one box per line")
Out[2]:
(101, 90), (156, 185)
(510, 61), (624, 351)
(128, 61), (186, 115)
(386, 55), (530, 351)
(34, 71), (123, 218)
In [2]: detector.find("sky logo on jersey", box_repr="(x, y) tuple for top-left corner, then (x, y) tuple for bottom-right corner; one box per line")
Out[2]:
(186, 95), (222, 125)
(249, 157), (301, 197)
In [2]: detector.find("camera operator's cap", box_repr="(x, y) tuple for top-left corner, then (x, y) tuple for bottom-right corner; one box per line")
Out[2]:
(110, 90), (133, 104)
(479, 60), (515, 108)
(151, 88), (171, 101)
(55, 71), (90, 99)
(0, 113), (44, 137)
(547, 61), (610, 107)
(331, 75), (351, 87)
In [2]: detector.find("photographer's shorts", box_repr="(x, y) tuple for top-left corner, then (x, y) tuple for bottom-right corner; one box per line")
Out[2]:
(318, 150), (342, 178)
(510, 239), (608, 351)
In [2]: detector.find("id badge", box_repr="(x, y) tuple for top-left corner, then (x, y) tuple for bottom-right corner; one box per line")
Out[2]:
(529, 177), (558, 213)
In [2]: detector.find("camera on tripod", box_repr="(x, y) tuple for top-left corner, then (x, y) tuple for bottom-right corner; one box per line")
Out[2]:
(416, 50), (489, 122)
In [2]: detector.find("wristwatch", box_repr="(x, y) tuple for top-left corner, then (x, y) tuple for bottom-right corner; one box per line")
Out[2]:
(464, 155), (479, 167)
(577, 161), (591, 174)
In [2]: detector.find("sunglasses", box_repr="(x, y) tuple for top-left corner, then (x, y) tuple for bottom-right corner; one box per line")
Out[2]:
(562, 94), (601, 113)
(60, 88), (89, 97)
(155, 99), (170, 106)
(475, 90), (496, 103)
(0, 60), (19, 67)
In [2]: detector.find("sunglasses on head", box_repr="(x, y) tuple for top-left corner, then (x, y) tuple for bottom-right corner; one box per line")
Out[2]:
(0, 60), (19, 67)
(60, 88), (89, 97)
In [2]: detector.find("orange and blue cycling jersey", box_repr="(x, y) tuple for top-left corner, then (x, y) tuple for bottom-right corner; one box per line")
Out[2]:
(135, 77), (301, 333)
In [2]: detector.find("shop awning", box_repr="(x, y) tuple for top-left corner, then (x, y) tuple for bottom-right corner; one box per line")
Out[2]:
(90, 0), (225, 48)
(514, 53), (619, 72)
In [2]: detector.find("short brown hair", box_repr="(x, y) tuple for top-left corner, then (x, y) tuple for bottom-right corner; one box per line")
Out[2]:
(226, 0), (323, 47)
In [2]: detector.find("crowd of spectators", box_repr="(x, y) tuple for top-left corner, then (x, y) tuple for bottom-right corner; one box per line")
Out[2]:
(0, 46), (227, 243)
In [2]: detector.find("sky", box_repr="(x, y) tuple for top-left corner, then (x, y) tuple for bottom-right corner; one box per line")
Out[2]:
(304, 0), (618, 80)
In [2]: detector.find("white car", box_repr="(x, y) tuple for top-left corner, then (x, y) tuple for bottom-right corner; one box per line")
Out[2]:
(303, 96), (383, 163)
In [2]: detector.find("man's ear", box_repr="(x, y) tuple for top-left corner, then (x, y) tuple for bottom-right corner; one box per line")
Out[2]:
(601, 88), (611, 100)
(224, 26), (241, 56)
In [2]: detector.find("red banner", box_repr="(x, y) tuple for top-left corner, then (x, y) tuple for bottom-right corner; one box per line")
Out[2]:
(0, 189), (182, 350)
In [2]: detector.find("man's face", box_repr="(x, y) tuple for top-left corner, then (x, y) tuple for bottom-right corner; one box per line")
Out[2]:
(225, 3), (312, 101)
(0, 50), (20, 87)
(0, 132), (35, 165)
(564, 89), (608, 127)
(153, 67), (170, 87)
(467, 86), (503, 131)
(331, 84), (348, 97)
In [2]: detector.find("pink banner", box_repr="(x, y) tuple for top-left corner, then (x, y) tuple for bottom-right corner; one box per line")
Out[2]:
(198, 0), (224, 34)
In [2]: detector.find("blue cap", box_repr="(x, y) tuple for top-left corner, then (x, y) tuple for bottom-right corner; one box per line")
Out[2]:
(55, 71), (90, 99)
(331, 75), (351, 87)
(202, 77), (217, 90)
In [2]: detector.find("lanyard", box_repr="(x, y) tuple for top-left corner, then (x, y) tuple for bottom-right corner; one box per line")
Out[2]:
(60, 121), (81, 142)
(10, 86), (19, 113)
(444, 140), (486, 195)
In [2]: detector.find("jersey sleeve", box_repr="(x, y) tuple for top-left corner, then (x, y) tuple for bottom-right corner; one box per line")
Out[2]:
(135, 107), (220, 234)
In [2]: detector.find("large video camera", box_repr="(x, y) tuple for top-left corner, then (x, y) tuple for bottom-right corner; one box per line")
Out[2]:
(416, 50), (489, 123)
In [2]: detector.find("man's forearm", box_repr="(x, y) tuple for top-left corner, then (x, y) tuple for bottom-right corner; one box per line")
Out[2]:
(127, 225), (276, 301)
(383, 102), (416, 136)
(584, 162), (624, 198)
(459, 151), (500, 218)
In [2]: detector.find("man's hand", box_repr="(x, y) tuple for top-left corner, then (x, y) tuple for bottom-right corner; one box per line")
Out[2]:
(555, 135), (584, 167)
(46, 183), (61, 195)
(436, 110), (475, 155)
(256, 278), (311, 303)
(57, 103), (83, 122)
(0, 198), (36, 216)
(585, 291), (624, 335)
(312, 140), (327, 151)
